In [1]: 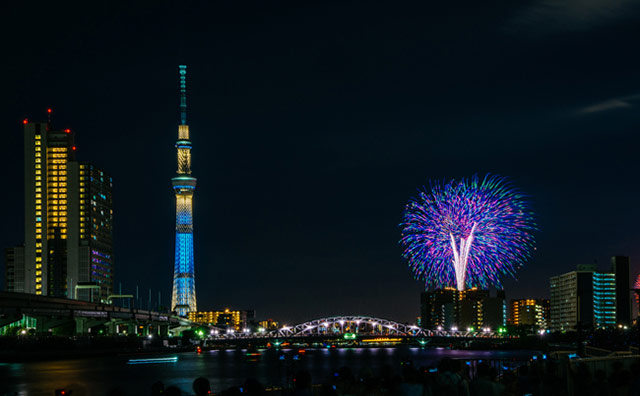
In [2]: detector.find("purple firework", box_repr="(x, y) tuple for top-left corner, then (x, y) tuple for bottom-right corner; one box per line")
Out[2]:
(400, 174), (536, 290)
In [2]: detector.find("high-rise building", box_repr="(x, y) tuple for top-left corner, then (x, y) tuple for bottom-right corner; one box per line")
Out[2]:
(420, 288), (505, 330)
(550, 270), (594, 332)
(457, 288), (506, 330)
(482, 296), (507, 329)
(171, 65), (197, 316)
(550, 265), (618, 332)
(4, 247), (25, 292)
(593, 271), (616, 328)
(509, 299), (550, 329)
(19, 121), (75, 296)
(611, 256), (631, 326)
(5, 117), (113, 301)
(458, 289), (490, 329)
(420, 288), (458, 329)
(68, 162), (114, 301)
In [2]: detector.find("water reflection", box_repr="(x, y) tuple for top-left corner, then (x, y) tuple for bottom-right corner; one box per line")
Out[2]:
(0, 347), (539, 395)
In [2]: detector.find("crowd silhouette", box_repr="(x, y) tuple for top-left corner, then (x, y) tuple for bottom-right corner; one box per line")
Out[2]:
(91, 356), (640, 396)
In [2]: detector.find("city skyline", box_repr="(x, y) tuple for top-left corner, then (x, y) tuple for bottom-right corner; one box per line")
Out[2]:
(2, 1), (640, 323)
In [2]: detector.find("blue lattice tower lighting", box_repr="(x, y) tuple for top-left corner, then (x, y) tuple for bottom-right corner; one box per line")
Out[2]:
(171, 65), (197, 316)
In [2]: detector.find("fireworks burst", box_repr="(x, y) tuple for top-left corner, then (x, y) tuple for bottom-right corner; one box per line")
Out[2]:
(400, 174), (537, 290)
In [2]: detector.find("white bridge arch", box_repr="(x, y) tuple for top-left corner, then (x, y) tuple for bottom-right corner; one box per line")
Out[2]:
(205, 315), (502, 339)
(269, 315), (427, 337)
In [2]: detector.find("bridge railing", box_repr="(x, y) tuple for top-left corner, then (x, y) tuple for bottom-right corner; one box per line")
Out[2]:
(204, 315), (503, 340)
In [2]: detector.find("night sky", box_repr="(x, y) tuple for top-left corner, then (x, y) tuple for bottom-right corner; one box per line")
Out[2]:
(2, 1), (640, 324)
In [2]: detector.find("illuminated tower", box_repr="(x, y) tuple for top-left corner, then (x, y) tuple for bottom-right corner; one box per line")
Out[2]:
(171, 65), (197, 316)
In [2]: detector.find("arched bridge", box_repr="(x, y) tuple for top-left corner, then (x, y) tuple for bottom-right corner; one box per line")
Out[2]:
(208, 315), (503, 340)
(270, 315), (426, 337)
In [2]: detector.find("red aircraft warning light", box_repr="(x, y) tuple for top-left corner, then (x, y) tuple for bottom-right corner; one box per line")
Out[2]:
(23, 119), (28, 124)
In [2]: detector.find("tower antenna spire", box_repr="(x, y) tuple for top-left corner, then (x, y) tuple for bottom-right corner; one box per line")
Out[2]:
(179, 65), (187, 125)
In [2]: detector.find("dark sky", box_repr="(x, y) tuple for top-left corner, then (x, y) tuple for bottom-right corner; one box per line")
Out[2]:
(2, 1), (640, 324)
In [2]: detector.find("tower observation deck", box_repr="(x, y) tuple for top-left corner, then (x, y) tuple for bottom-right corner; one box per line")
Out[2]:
(171, 65), (197, 316)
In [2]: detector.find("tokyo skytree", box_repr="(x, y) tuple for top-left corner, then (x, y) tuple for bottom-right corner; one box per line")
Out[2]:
(171, 65), (197, 316)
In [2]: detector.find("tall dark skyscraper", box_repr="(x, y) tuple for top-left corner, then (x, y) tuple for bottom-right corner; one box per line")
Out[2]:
(420, 288), (458, 329)
(5, 116), (113, 301)
(68, 162), (114, 301)
(611, 256), (631, 326)
(550, 269), (594, 332)
(420, 288), (505, 330)
(171, 65), (198, 316)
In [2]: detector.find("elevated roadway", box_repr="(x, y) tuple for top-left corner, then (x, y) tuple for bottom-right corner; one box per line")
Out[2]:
(0, 291), (193, 335)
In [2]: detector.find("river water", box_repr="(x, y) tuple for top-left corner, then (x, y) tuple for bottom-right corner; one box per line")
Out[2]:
(0, 347), (540, 395)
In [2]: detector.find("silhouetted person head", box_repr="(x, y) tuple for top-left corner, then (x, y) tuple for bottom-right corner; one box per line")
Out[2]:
(294, 370), (312, 389)
(151, 381), (164, 396)
(164, 386), (182, 396)
(193, 377), (210, 396)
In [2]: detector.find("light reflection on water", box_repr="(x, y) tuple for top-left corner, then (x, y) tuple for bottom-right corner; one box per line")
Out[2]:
(0, 347), (539, 396)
